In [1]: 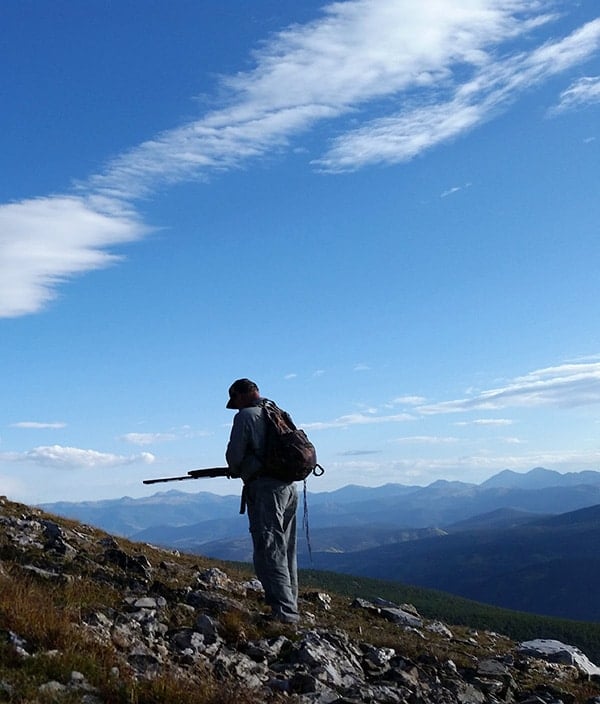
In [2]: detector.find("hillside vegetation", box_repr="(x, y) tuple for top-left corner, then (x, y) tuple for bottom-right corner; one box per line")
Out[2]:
(2, 496), (600, 703)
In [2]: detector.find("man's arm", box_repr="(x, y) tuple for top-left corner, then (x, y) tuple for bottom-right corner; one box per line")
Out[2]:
(225, 411), (248, 476)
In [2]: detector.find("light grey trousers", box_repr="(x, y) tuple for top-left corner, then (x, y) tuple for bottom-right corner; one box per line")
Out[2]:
(246, 477), (299, 622)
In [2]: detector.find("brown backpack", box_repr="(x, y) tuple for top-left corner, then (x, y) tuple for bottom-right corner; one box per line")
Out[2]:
(260, 400), (323, 482)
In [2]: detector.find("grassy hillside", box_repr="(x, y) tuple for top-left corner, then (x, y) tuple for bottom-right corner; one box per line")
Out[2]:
(2, 495), (600, 703)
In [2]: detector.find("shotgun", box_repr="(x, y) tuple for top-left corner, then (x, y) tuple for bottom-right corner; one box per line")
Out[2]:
(143, 467), (230, 485)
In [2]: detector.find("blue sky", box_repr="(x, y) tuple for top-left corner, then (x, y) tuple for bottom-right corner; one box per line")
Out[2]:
(1, 0), (600, 504)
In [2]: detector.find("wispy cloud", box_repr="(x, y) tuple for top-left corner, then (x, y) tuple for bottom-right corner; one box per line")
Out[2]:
(454, 418), (513, 426)
(0, 445), (155, 469)
(392, 395), (427, 406)
(120, 433), (177, 446)
(419, 362), (600, 414)
(441, 186), (461, 198)
(550, 75), (600, 114)
(305, 411), (413, 431)
(120, 427), (211, 445)
(441, 182), (472, 198)
(391, 435), (459, 444)
(503, 436), (524, 444)
(2, 3), (599, 317)
(317, 18), (600, 171)
(9, 421), (67, 429)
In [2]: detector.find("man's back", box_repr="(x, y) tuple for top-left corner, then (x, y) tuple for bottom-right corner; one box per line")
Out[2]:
(225, 402), (266, 482)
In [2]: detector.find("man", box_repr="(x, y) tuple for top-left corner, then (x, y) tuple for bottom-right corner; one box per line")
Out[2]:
(225, 378), (299, 624)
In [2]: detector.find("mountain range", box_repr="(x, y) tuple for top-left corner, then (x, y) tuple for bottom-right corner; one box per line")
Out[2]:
(41, 466), (600, 621)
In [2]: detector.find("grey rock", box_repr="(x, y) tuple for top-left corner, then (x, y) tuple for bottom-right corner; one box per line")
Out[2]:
(21, 564), (62, 580)
(38, 680), (67, 695)
(213, 647), (268, 689)
(427, 620), (454, 638)
(304, 591), (333, 611)
(519, 639), (600, 677)
(379, 606), (422, 628)
(244, 634), (289, 663)
(128, 648), (161, 676)
(195, 613), (221, 645)
(477, 658), (510, 677)
(196, 566), (231, 590)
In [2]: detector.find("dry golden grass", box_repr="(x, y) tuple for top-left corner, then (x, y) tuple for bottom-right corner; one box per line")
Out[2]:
(0, 566), (282, 704)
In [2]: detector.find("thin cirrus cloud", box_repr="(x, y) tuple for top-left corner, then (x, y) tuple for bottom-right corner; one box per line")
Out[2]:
(9, 421), (67, 429)
(418, 362), (600, 414)
(0, 445), (155, 469)
(303, 361), (600, 432)
(120, 433), (177, 447)
(391, 396), (427, 406)
(120, 428), (211, 445)
(550, 75), (600, 114)
(304, 412), (414, 431)
(316, 18), (600, 170)
(391, 435), (459, 444)
(453, 418), (513, 426)
(1, 2), (599, 318)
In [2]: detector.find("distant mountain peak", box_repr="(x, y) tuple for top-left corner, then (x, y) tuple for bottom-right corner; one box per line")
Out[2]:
(482, 467), (562, 489)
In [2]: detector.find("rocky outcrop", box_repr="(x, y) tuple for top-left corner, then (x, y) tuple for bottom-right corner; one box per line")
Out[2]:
(1, 497), (599, 703)
(519, 640), (600, 678)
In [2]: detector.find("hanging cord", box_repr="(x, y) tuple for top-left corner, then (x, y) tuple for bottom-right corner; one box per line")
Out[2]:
(302, 479), (312, 563)
(302, 464), (324, 564)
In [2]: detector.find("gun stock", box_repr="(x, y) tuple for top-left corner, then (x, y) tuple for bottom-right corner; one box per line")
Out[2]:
(143, 467), (229, 485)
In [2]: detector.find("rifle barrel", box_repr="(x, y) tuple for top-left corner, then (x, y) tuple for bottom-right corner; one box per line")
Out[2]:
(143, 467), (230, 485)
(142, 475), (194, 485)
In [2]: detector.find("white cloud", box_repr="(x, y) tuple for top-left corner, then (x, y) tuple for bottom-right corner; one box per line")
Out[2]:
(392, 395), (427, 406)
(391, 435), (459, 444)
(317, 18), (600, 170)
(0, 445), (155, 469)
(419, 362), (600, 414)
(441, 186), (461, 198)
(120, 433), (176, 446)
(305, 411), (414, 430)
(550, 75), (600, 114)
(454, 418), (513, 426)
(0, 196), (147, 317)
(3, 3), (599, 317)
(9, 421), (67, 429)
(441, 182), (472, 198)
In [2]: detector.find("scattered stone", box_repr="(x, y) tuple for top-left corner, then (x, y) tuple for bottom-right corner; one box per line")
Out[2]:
(426, 620), (453, 638)
(304, 591), (332, 611)
(1, 498), (600, 704)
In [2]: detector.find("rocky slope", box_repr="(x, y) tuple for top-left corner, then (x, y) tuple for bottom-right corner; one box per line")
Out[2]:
(1, 495), (600, 704)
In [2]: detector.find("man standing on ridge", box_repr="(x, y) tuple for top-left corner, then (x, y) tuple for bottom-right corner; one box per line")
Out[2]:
(225, 378), (299, 624)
